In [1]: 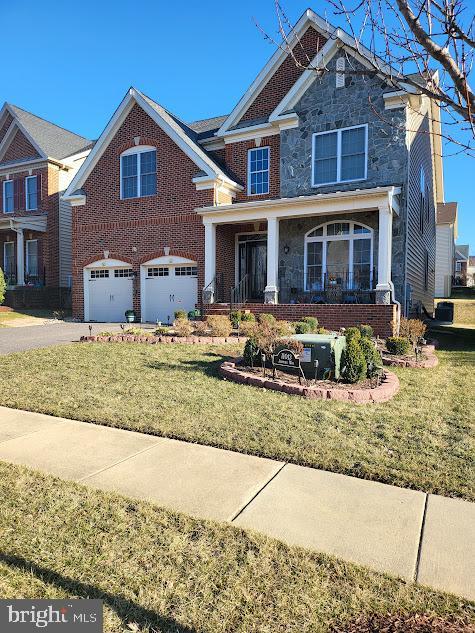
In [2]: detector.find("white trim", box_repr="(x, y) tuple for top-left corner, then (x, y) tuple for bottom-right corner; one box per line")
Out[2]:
(3, 240), (14, 277)
(247, 146), (270, 196)
(303, 220), (374, 291)
(234, 230), (268, 285)
(83, 258), (132, 322)
(119, 145), (156, 200)
(2, 179), (13, 213)
(311, 124), (368, 187)
(63, 89), (241, 202)
(0, 110), (47, 163)
(25, 238), (38, 277)
(25, 175), (38, 211)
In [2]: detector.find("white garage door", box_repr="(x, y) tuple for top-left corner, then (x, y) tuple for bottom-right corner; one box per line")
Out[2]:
(143, 264), (198, 324)
(87, 267), (134, 322)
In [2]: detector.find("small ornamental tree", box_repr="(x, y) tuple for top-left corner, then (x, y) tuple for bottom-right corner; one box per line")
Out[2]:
(399, 317), (427, 349)
(360, 337), (383, 378)
(0, 268), (5, 305)
(342, 337), (367, 383)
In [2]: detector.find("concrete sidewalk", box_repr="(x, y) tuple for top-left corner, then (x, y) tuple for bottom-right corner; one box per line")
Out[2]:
(0, 405), (473, 601)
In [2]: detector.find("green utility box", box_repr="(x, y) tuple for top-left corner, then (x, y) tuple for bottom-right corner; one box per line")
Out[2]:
(290, 334), (347, 379)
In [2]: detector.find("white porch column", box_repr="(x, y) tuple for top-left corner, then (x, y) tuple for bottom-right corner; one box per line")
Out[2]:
(264, 216), (279, 304)
(376, 204), (392, 304)
(15, 228), (25, 286)
(203, 221), (216, 303)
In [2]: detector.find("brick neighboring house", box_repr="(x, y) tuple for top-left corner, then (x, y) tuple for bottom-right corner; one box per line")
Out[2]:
(64, 9), (445, 336)
(0, 103), (92, 308)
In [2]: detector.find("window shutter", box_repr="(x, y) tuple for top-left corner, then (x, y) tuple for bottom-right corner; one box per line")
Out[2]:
(13, 179), (20, 211)
(36, 173), (42, 204)
(0, 181), (3, 213)
(19, 177), (25, 210)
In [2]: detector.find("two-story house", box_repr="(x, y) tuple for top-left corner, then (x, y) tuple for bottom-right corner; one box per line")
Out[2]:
(0, 103), (92, 307)
(63, 9), (443, 335)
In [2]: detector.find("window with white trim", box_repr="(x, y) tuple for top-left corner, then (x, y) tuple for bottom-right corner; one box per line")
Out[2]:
(175, 266), (197, 276)
(121, 147), (157, 199)
(114, 268), (134, 278)
(90, 269), (109, 279)
(248, 147), (270, 195)
(25, 239), (38, 277)
(3, 180), (13, 213)
(305, 221), (373, 291)
(147, 267), (169, 277)
(26, 175), (38, 210)
(312, 125), (367, 186)
(3, 241), (14, 278)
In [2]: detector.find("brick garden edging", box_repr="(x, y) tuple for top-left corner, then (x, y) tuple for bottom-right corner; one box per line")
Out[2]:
(80, 334), (245, 345)
(219, 360), (400, 403)
(382, 344), (438, 368)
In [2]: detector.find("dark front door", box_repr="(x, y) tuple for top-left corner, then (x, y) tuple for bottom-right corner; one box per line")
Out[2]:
(238, 236), (267, 301)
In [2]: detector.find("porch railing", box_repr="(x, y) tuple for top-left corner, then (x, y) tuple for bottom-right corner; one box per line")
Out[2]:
(279, 269), (377, 305)
(230, 274), (249, 309)
(200, 272), (224, 316)
(0, 258), (46, 287)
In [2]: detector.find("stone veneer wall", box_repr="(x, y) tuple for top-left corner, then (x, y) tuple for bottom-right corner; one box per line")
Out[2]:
(279, 55), (408, 305)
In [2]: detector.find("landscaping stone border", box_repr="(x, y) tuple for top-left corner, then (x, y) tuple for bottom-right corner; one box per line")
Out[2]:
(219, 360), (400, 403)
(382, 344), (438, 368)
(80, 334), (245, 345)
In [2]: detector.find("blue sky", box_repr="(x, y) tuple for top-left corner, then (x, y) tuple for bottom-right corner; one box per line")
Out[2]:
(2, 0), (473, 250)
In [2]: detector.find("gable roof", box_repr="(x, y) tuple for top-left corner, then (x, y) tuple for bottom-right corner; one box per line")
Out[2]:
(0, 103), (93, 163)
(456, 245), (469, 260)
(63, 88), (241, 201)
(437, 202), (457, 225)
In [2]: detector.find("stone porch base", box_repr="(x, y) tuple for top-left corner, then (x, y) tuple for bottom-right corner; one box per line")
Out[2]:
(205, 303), (397, 338)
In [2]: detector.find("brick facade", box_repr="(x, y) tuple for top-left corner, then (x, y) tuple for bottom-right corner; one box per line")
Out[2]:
(2, 129), (40, 162)
(72, 103), (215, 318)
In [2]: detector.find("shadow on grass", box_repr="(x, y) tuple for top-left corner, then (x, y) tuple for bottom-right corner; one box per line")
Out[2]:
(146, 351), (237, 378)
(429, 327), (475, 352)
(0, 552), (197, 633)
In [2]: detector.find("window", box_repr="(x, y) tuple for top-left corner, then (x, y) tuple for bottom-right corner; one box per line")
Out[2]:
(3, 242), (14, 279)
(419, 166), (426, 233)
(121, 147), (157, 199)
(248, 147), (270, 195)
(312, 125), (367, 186)
(114, 268), (134, 278)
(147, 267), (169, 277)
(90, 269), (109, 279)
(175, 266), (197, 277)
(305, 220), (373, 291)
(455, 261), (462, 272)
(3, 180), (13, 213)
(25, 240), (38, 277)
(26, 176), (38, 210)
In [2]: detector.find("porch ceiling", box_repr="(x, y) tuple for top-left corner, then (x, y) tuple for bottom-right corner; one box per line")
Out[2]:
(197, 186), (400, 224)
(0, 215), (47, 232)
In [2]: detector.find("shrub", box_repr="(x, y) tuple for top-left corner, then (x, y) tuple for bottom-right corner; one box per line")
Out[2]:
(360, 337), (383, 378)
(174, 310), (187, 321)
(275, 320), (295, 336)
(276, 337), (304, 356)
(241, 312), (256, 322)
(342, 337), (367, 384)
(192, 320), (209, 336)
(294, 321), (312, 335)
(154, 326), (169, 336)
(358, 324), (374, 339)
(96, 331), (115, 337)
(386, 336), (411, 355)
(174, 318), (194, 337)
(230, 310), (243, 328)
(0, 268), (5, 305)
(243, 338), (260, 367)
(206, 315), (233, 337)
(302, 316), (318, 332)
(123, 327), (152, 337)
(239, 321), (258, 337)
(345, 326), (361, 342)
(399, 317), (427, 347)
(257, 313), (276, 325)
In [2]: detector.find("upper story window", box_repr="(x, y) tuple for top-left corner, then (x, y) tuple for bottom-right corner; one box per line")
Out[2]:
(3, 180), (13, 213)
(419, 166), (426, 233)
(248, 147), (270, 195)
(312, 124), (367, 186)
(120, 146), (157, 200)
(26, 175), (38, 210)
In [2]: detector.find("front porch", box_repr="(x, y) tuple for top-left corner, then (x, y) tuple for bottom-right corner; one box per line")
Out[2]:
(0, 216), (47, 289)
(198, 187), (399, 334)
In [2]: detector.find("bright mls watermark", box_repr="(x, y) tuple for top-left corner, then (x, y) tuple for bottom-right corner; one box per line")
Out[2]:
(0, 600), (103, 631)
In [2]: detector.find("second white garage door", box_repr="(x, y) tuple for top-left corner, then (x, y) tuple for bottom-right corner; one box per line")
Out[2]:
(142, 263), (198, 324)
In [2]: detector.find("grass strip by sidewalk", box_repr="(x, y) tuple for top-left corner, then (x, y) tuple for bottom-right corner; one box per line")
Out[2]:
(0, 337), (473, 501)
(0, 461), (473, 633)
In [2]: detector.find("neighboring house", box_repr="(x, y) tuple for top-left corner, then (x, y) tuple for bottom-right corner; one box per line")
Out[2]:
(467, 255), (475, 287)
(454, 244), (470, 286)
(63, 9), (444, 335)
(0, 103), (92, 307)
(435, 202), (457, 297)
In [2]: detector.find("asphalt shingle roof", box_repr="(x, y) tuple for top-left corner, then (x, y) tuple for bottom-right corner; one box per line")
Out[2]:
(436, 202), (457, 225)
(7, 104), (93, 161)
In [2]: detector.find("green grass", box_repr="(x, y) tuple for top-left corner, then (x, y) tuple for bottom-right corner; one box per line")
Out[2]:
(0, 309), (60, 327)
(0, 335), (473, 501)
(0, 462), (472, 633)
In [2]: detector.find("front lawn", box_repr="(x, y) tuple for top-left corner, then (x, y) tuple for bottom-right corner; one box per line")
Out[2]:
(0, 462), (472, 633)
(0, 335), (473, 501)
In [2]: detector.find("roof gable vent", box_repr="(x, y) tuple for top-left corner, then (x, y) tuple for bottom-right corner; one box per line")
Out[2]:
(336, 57), (345, 88)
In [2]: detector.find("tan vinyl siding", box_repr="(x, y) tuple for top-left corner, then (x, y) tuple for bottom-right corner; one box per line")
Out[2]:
(405, 99), (437, 314)
(435, 224), (454, 297)
(58, 198), (72, 287)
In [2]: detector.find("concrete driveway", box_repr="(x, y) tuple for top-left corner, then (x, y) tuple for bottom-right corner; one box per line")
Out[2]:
(0, 322), (126, 354)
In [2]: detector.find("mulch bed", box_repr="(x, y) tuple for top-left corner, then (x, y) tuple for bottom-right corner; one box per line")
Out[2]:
(241, 365), (376, 390)
(220, 359), (399, 403)
(332, 613), (475, 632)
(380, 344), (438, 368)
